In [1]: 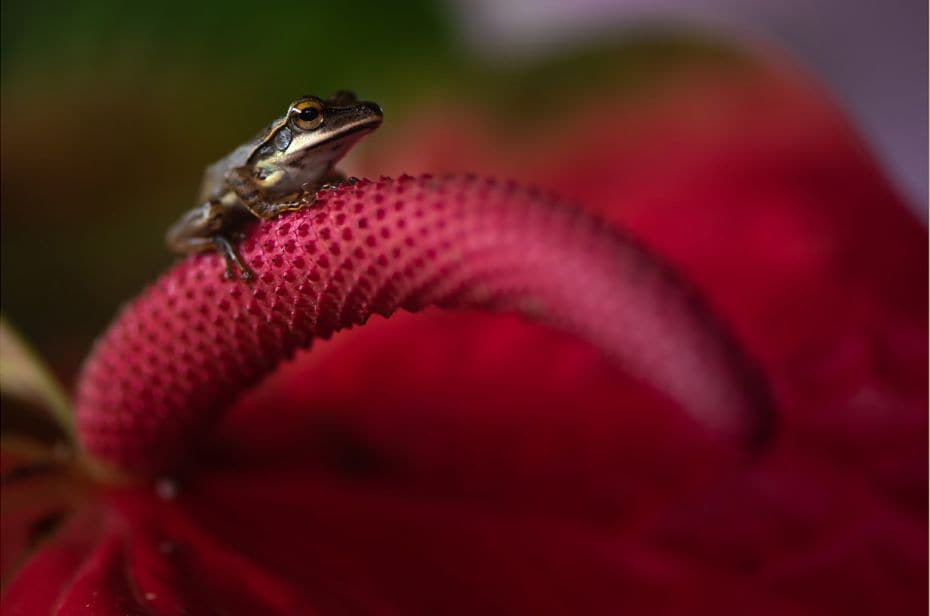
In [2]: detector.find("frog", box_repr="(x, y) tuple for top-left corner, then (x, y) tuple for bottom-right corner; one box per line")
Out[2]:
(166, 91), (383, 280)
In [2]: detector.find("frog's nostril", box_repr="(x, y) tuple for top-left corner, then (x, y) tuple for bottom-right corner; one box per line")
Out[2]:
(361, 101), (383, 120)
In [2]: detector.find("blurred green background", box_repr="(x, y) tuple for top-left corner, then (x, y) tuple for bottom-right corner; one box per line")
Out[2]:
(1, 0), (461, 369)
(1, 0), (737, 381)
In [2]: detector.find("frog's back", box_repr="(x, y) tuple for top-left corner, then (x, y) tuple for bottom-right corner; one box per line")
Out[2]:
(197, 115), (285, 202)
(197, 142), (256, 203)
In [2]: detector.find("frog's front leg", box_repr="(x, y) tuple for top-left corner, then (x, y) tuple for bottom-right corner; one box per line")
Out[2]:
(318, 172), (359, 192)
(225, 165), (343, 219)
(165, 199), (254, 281)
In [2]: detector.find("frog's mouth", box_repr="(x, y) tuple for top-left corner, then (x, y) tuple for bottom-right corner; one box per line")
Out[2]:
(323, 122), (379, 146)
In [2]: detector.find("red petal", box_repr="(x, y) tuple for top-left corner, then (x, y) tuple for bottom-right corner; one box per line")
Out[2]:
(176, 468), (815, 614)
(54, 532), (144, 615)
(1, 508), (101, 615)
(116, 491), (319, 613)
(208, 311), (734, 518)
(364, 57), (928, 506)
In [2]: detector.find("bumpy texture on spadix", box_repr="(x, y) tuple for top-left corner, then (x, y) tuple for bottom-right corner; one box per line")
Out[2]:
(76, 174), (774, 474)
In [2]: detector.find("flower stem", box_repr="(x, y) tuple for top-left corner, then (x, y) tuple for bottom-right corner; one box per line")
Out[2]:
(75, 174), (775, 475)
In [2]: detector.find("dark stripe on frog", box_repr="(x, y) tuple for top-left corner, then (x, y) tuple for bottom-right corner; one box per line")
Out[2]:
(246, 115), (291, 164)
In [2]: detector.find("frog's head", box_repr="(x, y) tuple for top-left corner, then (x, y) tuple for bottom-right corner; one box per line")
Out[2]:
(250, 93), (383, 181)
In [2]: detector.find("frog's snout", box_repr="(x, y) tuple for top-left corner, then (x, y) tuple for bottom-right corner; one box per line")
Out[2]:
(361, 101), (383, 118)
(331, 100), (383, 136)
(357, 101), (383, 126)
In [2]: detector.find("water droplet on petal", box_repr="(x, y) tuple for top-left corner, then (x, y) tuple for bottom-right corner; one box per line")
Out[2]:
(155, 478), (179, 500)
(158, 540), (177, 555)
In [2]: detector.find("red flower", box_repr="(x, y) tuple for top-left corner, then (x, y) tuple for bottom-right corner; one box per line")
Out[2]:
(2, 56), (926, 613)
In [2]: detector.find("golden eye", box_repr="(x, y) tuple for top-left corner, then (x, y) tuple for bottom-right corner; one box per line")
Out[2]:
(291, 99), (324, 130)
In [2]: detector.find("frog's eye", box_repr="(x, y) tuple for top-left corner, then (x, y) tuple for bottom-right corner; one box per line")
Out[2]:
(291, 99), (324, 130)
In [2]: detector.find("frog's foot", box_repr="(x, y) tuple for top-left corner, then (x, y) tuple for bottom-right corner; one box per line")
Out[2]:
(212, 235), (254, 281)
(249, 197), (312, 220)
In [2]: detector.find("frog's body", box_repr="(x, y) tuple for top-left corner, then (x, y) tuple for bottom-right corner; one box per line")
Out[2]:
(167, 92), (382, 280)
(197, 142), (261, 203)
